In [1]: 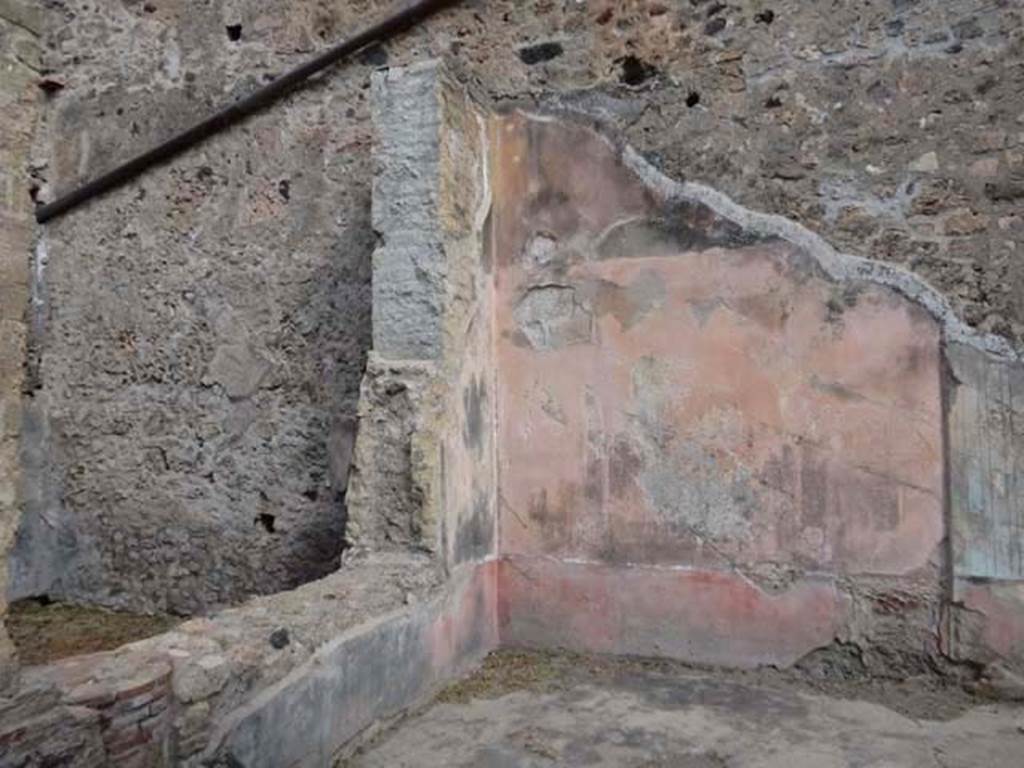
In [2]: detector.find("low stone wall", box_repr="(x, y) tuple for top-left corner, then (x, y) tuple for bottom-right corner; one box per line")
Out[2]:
(2, 555), (496, 767)
(212, 562), (496, 767)
(37, 656), (174, 767)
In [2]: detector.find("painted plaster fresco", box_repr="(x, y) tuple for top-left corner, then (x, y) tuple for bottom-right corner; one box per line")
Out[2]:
(491, 112), (947, 664)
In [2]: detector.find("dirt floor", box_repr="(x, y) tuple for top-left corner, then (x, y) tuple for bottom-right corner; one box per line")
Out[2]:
(344, 650), (1024, 768)
(7, 598), (179, 665)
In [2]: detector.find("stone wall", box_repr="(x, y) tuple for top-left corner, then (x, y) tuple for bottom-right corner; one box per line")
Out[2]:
(0, 61), (500, 768)
(346, 61), (497, 572)
(487, 105), (1024, 676)
(5, 0), (1024, 618)
(9, 1), (387, 613)
(3, 52), (1024, 767)
(1, 553), (497, 767)
(490, 110), (947, 669)
(0, 0), (43, 691)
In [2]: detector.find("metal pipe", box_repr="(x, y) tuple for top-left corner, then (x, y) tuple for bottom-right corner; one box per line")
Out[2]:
(35, 0), (459, 224)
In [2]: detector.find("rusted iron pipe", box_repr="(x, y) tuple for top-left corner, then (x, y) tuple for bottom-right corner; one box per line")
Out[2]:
(35, 0), (459, 224)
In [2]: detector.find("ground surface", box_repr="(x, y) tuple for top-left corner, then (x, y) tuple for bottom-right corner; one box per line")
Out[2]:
(7, 599), (178, 665)
(346, 651), (1024, 768)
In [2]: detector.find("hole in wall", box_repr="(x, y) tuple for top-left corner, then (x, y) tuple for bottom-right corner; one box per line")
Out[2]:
(358, 44), (389, 67)
(518, 41), (564, 65)
(226, 24), (243, 42)
(269, 627), (290, 649)
(686, 91), (701, 107)
(618, 55), (657, 87)
(256, 513), (277, 533)
(37, 78), (65, 95)
(755, 9), (775, 25)
(705, 17), (727, 35)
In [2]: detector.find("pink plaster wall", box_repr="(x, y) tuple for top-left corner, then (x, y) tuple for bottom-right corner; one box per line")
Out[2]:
(491, 113), (946, 666)
(499, 556), (849, 668)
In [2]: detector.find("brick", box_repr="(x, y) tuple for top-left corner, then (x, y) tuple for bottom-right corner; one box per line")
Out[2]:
(113, 670), (170, 708)
(108, 747), (160, 768)
(104, 724), (151, 754)
(65, 683), (117, 709)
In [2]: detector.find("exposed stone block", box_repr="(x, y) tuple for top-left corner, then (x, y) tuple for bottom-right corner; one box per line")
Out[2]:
(951, 579), (1024, 673)
(348, 60), (496, 568)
